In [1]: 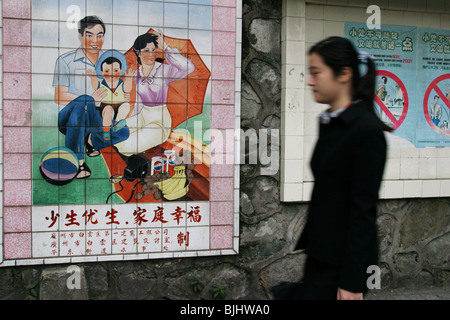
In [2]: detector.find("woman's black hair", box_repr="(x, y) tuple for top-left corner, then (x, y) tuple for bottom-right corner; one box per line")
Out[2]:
(133, 33), (160, 65)
(101, 57), (122, 71)
(309, 36), (392, 132)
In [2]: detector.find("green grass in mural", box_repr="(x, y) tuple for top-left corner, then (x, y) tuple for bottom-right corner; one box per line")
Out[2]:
(31, 101), (121, 205)
(32, 143), (122, 205)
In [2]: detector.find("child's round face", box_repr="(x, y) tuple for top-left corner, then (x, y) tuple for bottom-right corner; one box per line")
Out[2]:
(102, 62), (122, 80)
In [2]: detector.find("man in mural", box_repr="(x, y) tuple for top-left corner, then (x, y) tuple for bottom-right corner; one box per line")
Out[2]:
(53, 16), (129, 179)
(53, 15), (105, 103)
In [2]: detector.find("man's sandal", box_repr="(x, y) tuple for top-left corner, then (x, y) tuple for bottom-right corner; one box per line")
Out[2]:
(76, 162), (92, 179)
(85, 135), (100, 157)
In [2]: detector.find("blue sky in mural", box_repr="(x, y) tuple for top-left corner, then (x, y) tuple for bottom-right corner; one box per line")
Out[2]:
(31, 0), (213, 102)
(32, 0), (212, 28)
(31, 0), (212, 82)
(32, 0), (212, 53)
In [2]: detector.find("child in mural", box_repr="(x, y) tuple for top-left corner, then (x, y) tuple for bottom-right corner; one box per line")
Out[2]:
(429, 95), (442, 126)
(113, 31), (195, 156)
(87, 50), (134, 141)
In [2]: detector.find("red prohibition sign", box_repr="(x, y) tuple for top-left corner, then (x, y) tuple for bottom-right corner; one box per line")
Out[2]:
(374, 70), (409, 130)
(423, 73), (450, 136)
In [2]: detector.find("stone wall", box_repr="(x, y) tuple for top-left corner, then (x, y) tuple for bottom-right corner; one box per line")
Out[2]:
(0, 0), (448, 300)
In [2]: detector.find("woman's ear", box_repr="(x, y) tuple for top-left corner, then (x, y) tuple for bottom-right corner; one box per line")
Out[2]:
(338, 67), (353, 84)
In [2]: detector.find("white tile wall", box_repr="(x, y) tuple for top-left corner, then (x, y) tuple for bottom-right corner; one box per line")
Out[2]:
(281, 0), (450, 201)
(281, 0), (307, 201)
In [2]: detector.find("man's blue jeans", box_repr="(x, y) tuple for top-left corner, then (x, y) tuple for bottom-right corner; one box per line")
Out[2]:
(58, 95), (129, 160)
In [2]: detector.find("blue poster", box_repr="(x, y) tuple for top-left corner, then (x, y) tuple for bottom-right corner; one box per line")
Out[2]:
(416, 27), (450, 147)
(345, 22), (450, 148)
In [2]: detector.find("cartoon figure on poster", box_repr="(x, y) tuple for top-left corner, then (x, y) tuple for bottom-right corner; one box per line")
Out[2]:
(429, 95), (443, 127)
(375, 75), (405, 128)
(425, 78), (450, 135)
(416, 27), (450, 145)
(43, 15), (211, 203)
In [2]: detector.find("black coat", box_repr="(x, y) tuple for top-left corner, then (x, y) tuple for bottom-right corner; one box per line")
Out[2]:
(295, 100), (387, 293)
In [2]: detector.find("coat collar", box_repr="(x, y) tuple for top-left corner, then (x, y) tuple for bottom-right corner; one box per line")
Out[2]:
(336, 99), (367, 126)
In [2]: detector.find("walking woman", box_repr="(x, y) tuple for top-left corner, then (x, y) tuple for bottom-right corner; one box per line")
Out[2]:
(295, 37), (391, 300)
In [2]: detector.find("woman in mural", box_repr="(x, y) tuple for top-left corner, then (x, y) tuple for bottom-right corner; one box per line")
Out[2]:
(293, 37), (390, 300)
(113, 31), (195, 156)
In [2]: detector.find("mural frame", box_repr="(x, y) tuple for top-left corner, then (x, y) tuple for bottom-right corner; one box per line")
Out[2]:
(0, 0), (242, 266)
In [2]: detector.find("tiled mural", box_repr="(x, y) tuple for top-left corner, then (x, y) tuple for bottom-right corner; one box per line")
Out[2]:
(1, 0), (241, 265)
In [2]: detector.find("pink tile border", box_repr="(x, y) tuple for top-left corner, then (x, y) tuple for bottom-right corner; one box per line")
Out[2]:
(210, 202), (233, 225)
(209, 128), (235, 155)
(4, 206), (32, 232)
(210, 178), (234, 201)
(3, 73), (32, 100)
(212, 0), (236, 7)
(212, 55), (236, 81)
(4, 153), (32, 180)
(3, 0), (31, 19)
(211, 163), (234, 177)
(3, 100), (32, 126)
(212, 31), (236, 56)
(3, 127), (32, 153)
(3, 46), (31, 73)
(212, 6), (236, 31)
(4, 180), (32, 206)
(211, 80), (235, 105)
(210, 225), (233, 249)
(2, 18), (32, 46)
(4, 232), (32, 259)
(211, 105), (235, 129)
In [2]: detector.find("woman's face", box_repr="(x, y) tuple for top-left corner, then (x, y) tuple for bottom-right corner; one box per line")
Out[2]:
(307, 52), (342, 105)
(139, 42), (157, 65)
